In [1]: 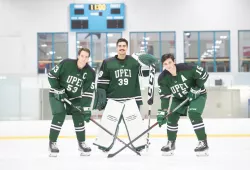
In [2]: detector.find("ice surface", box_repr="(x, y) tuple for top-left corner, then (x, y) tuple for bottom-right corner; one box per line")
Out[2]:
(0, 137), (249, 170)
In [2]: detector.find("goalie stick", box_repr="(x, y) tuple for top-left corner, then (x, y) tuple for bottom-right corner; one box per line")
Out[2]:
(107, 98), (189, 158)
(63, 98), (141, 156)
(146, 64), (156, 151)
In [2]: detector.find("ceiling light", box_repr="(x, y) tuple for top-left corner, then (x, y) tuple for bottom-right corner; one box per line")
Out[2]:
(107, 34), (113, 37)
(220, 36), (227, 39)
(212, 45), (220, 49)
(216, 40), (222, 44)
(107, 43), (116, 47)
(41, 44), (47, 47)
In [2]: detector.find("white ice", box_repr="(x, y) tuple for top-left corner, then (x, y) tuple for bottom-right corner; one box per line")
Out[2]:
(0, 137), (249, 170)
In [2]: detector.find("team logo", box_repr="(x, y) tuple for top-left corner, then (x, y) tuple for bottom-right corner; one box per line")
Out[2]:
(148, 64), (156, 105)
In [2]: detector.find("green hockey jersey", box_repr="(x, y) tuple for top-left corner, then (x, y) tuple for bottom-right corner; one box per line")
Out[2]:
(48, 59), (96, 107)
(158, 63), (208, 108)
(97, 55), (143, 105)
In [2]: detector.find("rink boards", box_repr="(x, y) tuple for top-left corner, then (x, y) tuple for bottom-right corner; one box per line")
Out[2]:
(0, 118), (249, 140)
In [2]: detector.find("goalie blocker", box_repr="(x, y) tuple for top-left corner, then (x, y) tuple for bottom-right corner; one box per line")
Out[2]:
(93, 99), (147, 152)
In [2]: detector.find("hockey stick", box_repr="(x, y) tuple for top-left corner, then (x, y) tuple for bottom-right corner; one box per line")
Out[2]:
(107, 98), (189, 158)
(63, 98), (141, 156)
(146, 64), (156, 151)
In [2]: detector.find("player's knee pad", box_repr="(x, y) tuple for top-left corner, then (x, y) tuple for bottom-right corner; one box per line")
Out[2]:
(188, 111), (203, 124)
(49, 98), (67, 135)
(188, 111), (206, 134)
(52, 104), (67, 121)
(72, 114), (85, 137)
(94, 99), (124, 150)
(51, 112), (66, 130)
(72, 114), (85, 127)
(167, 113), (180, 125)
(123, 99), (146, 148)
(53, 113), (66, 120)
(166, 113), (180, 134)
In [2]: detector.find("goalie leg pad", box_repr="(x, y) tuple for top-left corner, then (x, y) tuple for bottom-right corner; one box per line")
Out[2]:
(123, 99), (146, 149)
(94, 99), (124, 151)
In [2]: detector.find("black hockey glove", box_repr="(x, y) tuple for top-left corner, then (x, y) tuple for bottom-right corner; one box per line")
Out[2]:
(93, 88), (107, 111)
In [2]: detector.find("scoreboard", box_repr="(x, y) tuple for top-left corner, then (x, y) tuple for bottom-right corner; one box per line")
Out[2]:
(69, 3), (125, 32)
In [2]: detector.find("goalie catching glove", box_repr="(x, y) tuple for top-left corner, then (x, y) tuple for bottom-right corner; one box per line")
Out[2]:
(132, 53), (158, 66)
(92, 88), (107, 111)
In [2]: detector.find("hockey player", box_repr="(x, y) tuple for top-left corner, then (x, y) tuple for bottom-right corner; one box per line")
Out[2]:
(48, 48), (95, 157)
(157, 53), (209, 156)
(93, 38), (157, 153)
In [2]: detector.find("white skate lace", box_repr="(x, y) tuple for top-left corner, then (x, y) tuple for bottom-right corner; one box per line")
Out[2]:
(197, 141), (205, 148)
(80, 142), (90, 149)
(166, 141), (172, 149)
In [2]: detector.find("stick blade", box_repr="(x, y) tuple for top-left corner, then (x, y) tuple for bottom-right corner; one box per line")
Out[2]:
(107, 153), (115, 158)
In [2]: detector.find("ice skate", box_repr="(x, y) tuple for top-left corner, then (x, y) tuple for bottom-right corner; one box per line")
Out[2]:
(161, 140), (175, 156)
(195, 140), (209, 157)
(49, 141), (59, 157)
(145, 142), (151, 152)
(78, 141), (91, 156)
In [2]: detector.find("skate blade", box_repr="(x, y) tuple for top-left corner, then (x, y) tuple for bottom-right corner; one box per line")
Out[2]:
(146, 143), (151, 152)
(79, 150), (91, 156)
(162, 151), (174, 156)
(49, 152), (58, 157)
(196, 150), (209, 157)
(100, 150), (109, 154)
(80, 152), (90, 156)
